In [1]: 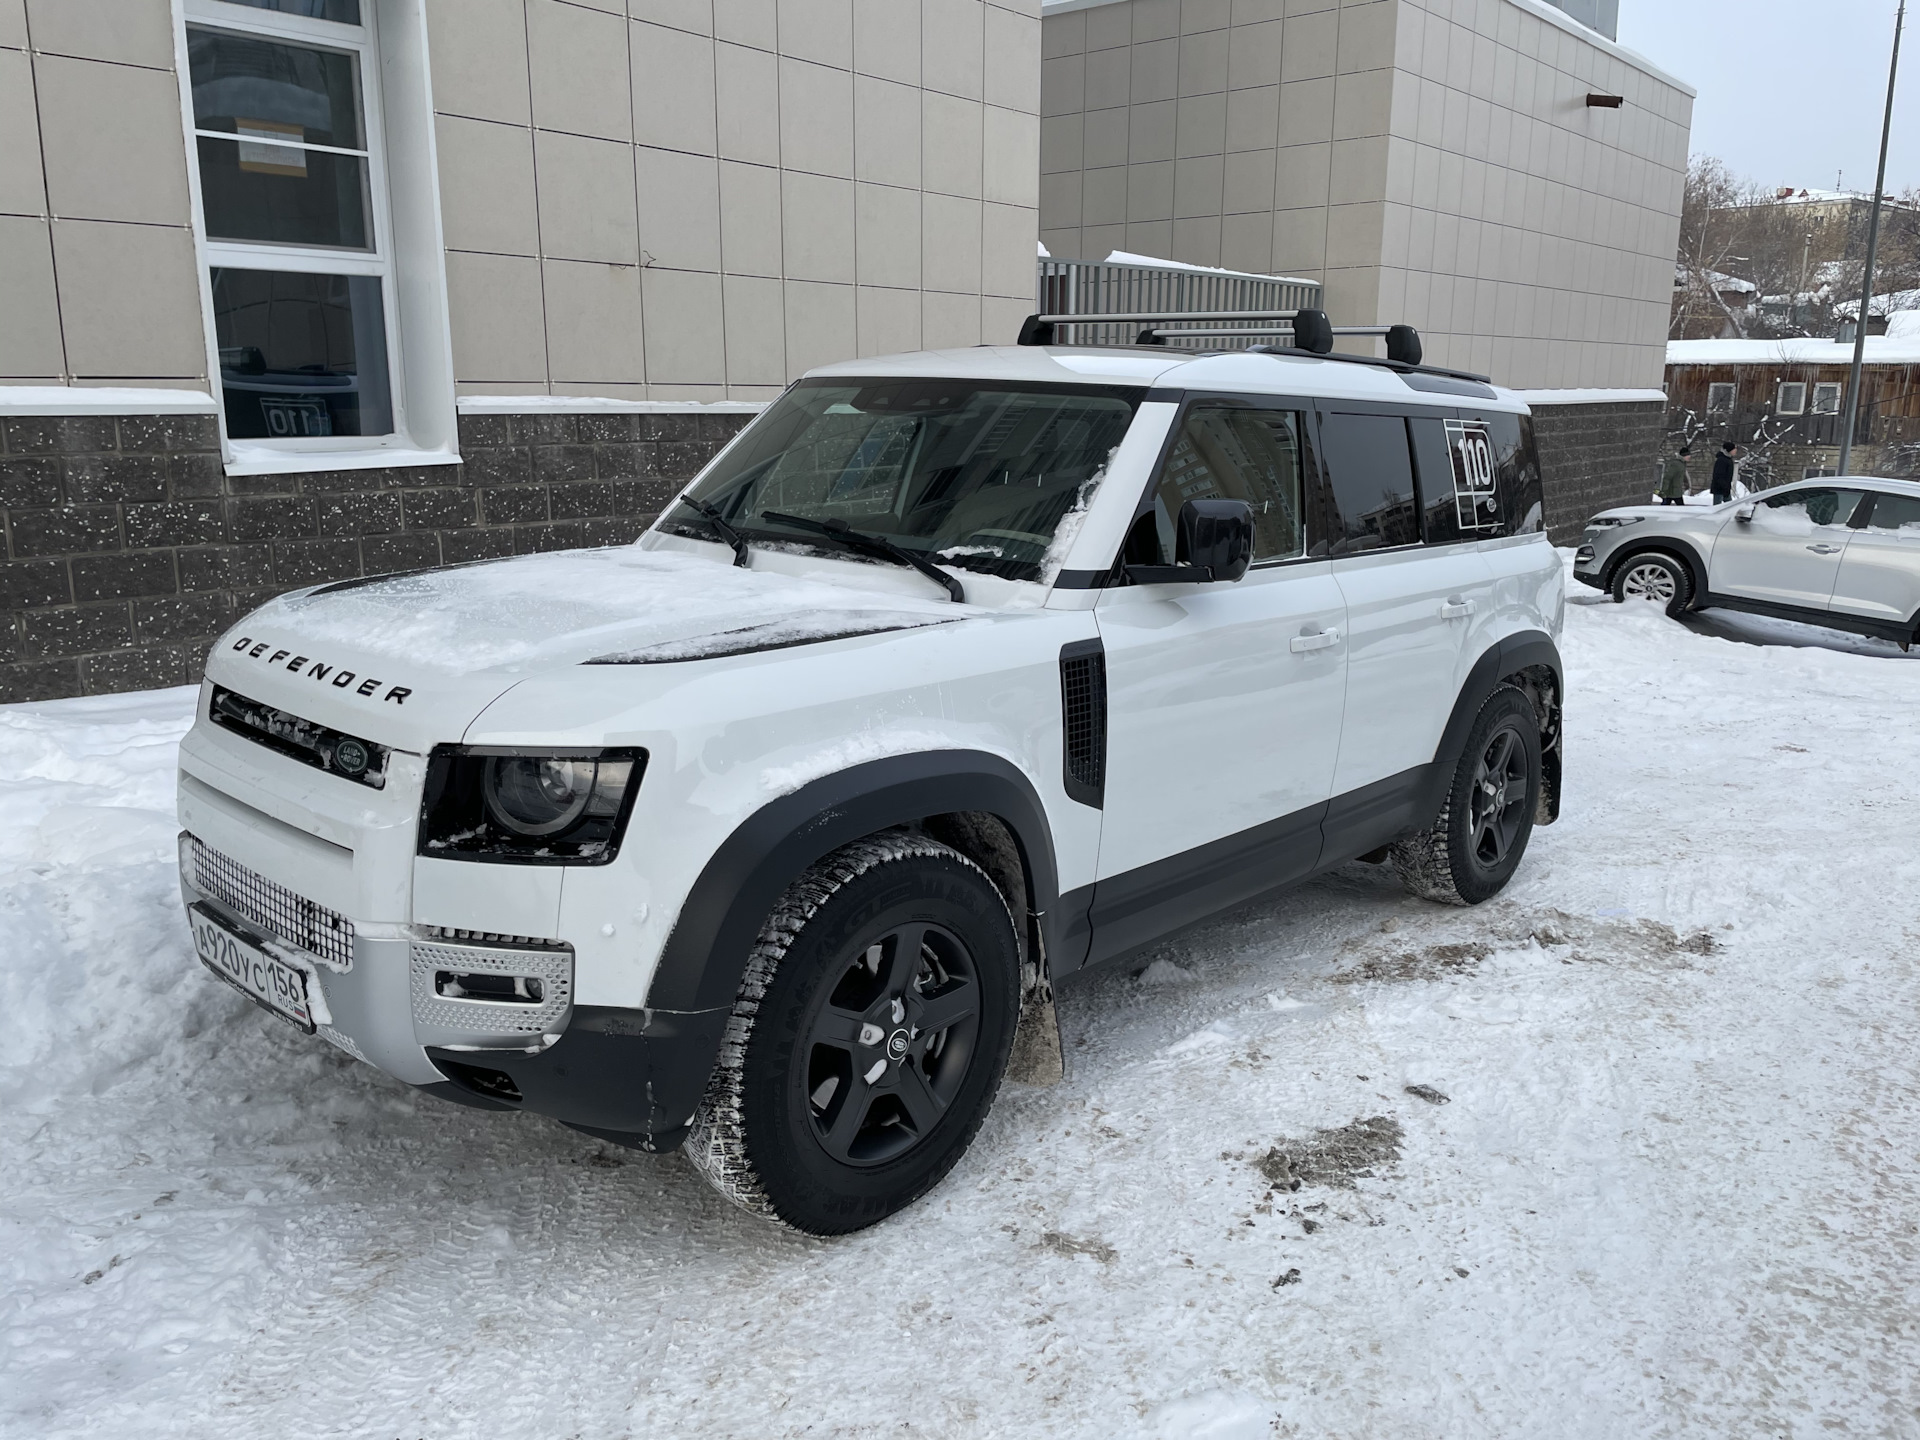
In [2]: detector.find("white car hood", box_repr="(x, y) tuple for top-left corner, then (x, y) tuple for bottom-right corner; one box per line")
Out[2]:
(203, 547), (968, 750)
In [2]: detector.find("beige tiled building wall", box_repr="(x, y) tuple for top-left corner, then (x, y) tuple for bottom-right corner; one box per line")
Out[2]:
(0, 0), (207, 387)
(427, 0), (1042, 402)
(1037, 0), (1691, 388)
(0, 0), (1042, 400)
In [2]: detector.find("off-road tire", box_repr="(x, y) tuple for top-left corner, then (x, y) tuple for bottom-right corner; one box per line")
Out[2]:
(1610, 550), (1693, 618)
(1393, 685), (1543, 907)
(685, 831), (1020, 1235)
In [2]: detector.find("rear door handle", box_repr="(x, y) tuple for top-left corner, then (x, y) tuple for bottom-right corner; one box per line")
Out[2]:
(1290, 628), (1341, 652)
(1805, 543), (1843, 554)
(1439, 599), (1475, 619)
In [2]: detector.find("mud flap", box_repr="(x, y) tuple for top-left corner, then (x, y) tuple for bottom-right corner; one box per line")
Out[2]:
(1007, 979), (1065, 1086)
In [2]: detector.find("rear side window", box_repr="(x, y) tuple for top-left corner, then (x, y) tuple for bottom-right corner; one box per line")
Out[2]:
(1315, 412), (1419, 554)
(1864, 492), (1920, 534)
(1422, 411), (1545, 539)
(1144, 404), (1308, 563)
(1501, 413), (1544, 534)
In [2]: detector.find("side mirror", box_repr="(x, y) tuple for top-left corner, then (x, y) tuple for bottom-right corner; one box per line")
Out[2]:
(1177, 499), (1254, 582)
(1120, 499), (1255, 585)
(1734, 504), (1755, 523)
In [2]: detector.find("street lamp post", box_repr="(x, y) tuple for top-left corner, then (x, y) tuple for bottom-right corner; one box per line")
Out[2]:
(1838, 0), (1906, 477)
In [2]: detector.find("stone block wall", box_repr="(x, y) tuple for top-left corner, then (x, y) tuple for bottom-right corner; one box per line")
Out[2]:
(1530, 400), (1668, 544)
(0, 410), (753, 703)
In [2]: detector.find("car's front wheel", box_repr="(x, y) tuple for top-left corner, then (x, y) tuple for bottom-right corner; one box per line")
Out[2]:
(685, 831), (1020, 1234)
(1611, 551), (1693, 617)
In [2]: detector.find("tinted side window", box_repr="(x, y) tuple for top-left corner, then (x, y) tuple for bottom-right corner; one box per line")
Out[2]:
(1146, 405), (1308, 563)
(1759, 487), (1869, 528)
(1409, 415), (1466, 543)
(1449, 411), (1544, 537)
(1500, 413), (1544, 535)
(1315, 412), (1419, 554)
(1863, 492), (1920, 533)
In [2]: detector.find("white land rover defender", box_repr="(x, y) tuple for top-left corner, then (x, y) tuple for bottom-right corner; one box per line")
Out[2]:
(177, 309), (1564, 1233)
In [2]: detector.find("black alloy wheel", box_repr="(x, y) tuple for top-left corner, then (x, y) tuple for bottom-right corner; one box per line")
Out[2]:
(798, 919), (982, 1167)
(685, 832), (1020, 1234)
(1468, 722), (1530, 870)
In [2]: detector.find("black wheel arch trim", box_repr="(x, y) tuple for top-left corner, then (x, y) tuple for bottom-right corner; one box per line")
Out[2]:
(645, 750), (1065, 1015)
(1415, 629), (1562, 830)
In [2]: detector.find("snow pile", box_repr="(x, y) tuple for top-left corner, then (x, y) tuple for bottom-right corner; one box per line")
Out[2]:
(4, 566), (1920, 1436)
(0, 690), (203, 1110)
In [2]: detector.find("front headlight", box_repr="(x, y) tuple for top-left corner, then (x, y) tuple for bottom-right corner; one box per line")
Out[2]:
(1585, 516), (1644, 530)
(420, 747), (645, 864)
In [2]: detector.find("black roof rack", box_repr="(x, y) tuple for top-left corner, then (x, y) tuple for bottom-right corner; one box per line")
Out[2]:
(1014, 306), (1492, 385)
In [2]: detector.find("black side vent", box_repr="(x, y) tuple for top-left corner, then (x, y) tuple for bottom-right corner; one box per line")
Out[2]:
(1059, 639), (1107, 809)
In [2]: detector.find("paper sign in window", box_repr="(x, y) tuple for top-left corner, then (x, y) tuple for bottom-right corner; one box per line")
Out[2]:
(237, 118), (307, 176)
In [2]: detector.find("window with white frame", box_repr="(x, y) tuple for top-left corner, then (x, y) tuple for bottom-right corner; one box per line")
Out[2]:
(1811, 381), (1842, 415)
(183, 0), (432, 459)
(1706, 382), (1735, 414)
(1775, 381), (1807, 415)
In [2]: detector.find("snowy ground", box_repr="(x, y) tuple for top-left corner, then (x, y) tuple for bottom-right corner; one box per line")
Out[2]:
(4, 569), (1919, 1439)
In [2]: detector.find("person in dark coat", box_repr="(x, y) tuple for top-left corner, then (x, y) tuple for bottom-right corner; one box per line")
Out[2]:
(1710, 441), (1740, 504)
(1659, 444), (1692, 505)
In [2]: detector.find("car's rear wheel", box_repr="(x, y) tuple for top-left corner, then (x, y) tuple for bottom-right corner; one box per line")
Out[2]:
(1394, 685), (1542, 906)
(1611, 551), (1693, 617)
(685, 831), (1019, 1234)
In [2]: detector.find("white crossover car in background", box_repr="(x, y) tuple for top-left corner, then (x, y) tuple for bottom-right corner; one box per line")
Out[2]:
(176, 313), (1565, 1233)
(1575, 476), (1920, 644)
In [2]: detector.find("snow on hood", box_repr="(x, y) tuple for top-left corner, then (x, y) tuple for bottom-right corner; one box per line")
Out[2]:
(246, 548), (968, 677)
(204, 548), (977, 749)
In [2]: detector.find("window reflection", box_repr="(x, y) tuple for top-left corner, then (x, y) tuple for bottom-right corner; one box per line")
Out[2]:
(211, 268), (393, 439)
(215, 0), (363, 27)
(190, 28), (370, 249)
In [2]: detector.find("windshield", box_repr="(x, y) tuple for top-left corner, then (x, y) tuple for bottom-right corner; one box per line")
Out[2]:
(663, 378), (1141, 583)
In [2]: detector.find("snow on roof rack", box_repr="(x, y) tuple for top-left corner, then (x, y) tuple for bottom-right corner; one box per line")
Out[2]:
(1016, 307), (1492, 384)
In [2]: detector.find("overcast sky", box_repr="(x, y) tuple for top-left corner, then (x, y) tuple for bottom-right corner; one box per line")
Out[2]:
(1613, 0), (1916, 195)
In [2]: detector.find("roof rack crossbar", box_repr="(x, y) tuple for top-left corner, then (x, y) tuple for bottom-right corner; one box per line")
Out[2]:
(1137, 323), (1402, 340)
(1018, 306), (1434, 371)
(1140, 327), (1299, 338)
(1028, 309), (1305, 325)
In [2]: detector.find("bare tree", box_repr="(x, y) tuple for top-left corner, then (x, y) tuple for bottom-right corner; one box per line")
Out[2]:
(1672, 163), (1920, 340)
(1671, 157), (1752, 339)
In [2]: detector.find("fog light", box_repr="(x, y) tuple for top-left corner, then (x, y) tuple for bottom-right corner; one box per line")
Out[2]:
(435, 971), (545, 1004)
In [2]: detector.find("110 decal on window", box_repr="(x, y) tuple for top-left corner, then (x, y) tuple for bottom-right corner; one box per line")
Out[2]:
(1445, 420), (1502, 532)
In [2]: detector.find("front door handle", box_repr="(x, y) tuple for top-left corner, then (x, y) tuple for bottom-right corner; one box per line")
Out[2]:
(1290, 628), (1341, 653)
(1806, 543), (1843, 554)
(1439, 598), (1475, 619)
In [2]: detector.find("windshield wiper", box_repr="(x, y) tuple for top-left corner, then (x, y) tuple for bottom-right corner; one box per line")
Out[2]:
(676, 496), (751, 567)
(759, 511), (966, 602)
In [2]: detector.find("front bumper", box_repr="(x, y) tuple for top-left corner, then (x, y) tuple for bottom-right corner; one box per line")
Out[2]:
(1572, 542), (1606, 589)
(179, 833), (717, 1148)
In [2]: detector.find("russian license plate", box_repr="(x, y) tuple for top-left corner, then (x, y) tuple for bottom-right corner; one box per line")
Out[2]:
(190, 904), (315, 1033)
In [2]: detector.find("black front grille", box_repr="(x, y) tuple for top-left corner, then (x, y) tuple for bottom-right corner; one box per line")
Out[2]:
(210, 686), (388, 790)
(1059, 640), (1107, 809)
(189, 836), (356, 969)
